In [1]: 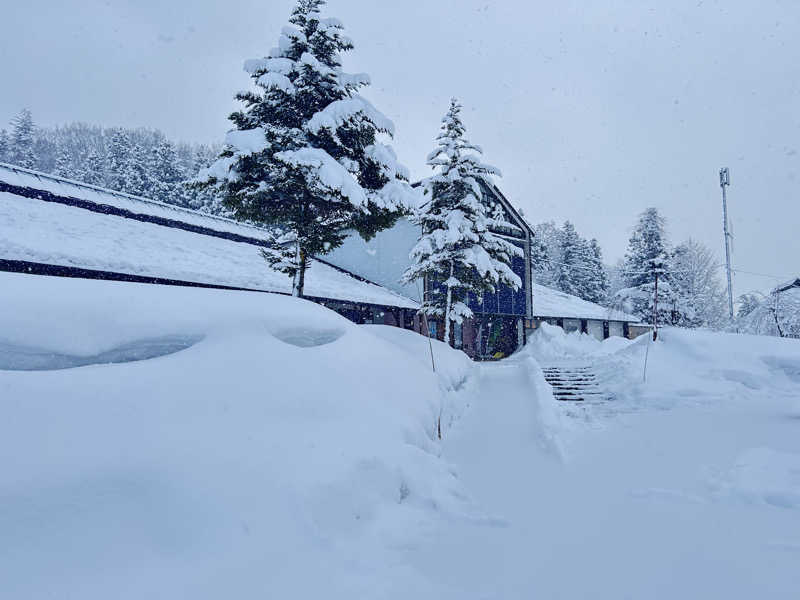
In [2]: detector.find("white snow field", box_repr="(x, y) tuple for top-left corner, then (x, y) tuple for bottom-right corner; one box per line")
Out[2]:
(2, 274), (800, 598)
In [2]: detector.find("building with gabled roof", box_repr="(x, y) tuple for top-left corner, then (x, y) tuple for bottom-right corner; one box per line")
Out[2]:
(0, 162), (420, 328)
(1, 162), (642, 358)
(326, 179), (639, 358)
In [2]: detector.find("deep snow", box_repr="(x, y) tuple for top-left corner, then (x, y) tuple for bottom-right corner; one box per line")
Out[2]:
(2, 275), (799, 598)
(0, 272), (471, 599)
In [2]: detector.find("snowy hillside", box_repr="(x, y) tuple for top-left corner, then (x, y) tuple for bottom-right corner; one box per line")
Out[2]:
(2, 272), (799, 598)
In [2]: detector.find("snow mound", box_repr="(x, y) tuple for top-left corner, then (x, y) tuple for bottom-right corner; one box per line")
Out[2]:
(526, 322), (634, 361)
(362, 325), (477, 437)
(0, 272), (479, 599)
(363, 325), (473, 392)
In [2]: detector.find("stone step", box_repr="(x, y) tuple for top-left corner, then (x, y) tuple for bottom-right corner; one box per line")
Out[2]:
(543, 364), (613, 404)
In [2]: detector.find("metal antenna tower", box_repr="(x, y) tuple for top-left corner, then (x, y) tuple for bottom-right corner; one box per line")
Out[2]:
(719, 167), (734, 320)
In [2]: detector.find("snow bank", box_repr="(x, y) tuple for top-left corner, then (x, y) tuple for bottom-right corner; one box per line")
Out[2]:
(516, 347), (565, 458)
(362, 325), (477, 436)
(363, 325), (472, 393)
(527, 321), (634, 361)
(0, 272), (475, 599)
(634, 327), (800, 405)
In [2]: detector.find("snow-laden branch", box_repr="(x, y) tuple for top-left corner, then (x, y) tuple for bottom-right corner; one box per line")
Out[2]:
(307, 96), (396, 136)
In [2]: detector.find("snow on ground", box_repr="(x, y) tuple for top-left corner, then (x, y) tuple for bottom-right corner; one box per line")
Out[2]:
(429, 324), (800, 598)
(0, 272), (470, 599)
(0, 191), (417, 308)
(2, 273), (799, 598)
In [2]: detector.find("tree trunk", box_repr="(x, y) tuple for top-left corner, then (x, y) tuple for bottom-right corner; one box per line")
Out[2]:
(296, 249), (308, 299)
(291, 240), (302, 298)
(444, 261), (453, 347)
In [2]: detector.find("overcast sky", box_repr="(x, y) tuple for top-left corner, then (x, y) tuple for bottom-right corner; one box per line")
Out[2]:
(2, 0), (799, 296)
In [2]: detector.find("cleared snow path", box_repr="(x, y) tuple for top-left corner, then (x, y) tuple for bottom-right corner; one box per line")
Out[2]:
(408, 345), (800, 599)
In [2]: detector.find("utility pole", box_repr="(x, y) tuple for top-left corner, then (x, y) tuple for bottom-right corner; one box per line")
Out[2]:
(653, 272), (659, 341)
(720, 167), (735, 321)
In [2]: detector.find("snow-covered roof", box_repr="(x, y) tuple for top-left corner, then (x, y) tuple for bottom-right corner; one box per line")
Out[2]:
(532, 282), (638, 323)
(0, 164), (418, 309)
(0, 162), (274, 241)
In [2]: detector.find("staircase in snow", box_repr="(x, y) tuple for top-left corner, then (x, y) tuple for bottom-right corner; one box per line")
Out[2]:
(541, 365), (612, 403)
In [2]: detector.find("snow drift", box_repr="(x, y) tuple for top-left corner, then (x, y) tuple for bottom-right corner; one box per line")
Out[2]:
(0, 272), (475, 599)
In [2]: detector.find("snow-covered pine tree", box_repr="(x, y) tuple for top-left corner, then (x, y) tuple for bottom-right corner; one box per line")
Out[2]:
(555, 221), (585, 297)
(402, 98), (522, 346)
(583, 238), (609, 304)
(613, 207), (673, 324)
(9, 109), (36, 168)
(198, 0), (416, 297)
(128, 142), (155, 197)
(622, 208), (669, 287)
(148, 140), (187, 205)
(105, 129), (131, 192)
(80, 148), (106, 186)
(185, 147), (222, 213)
(0, 129), (9, 163)
(53, 145), (73, 179)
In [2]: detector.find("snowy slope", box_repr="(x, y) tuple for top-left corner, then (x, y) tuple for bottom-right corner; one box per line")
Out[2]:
(0, 272), (470, 599)
(0, 191), (417, 308)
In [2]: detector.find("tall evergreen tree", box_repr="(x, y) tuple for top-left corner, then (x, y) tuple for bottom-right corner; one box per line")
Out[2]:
(9, 108), (36, 168)
(149, 140), (187, 204)
(622, 208), (669, 287)
(123, 142), (152, 196)
(584, 238), (609, 304)
(185, 147), (222, 213)
(53, 144), (73, 179)
(0, 129), (9, 163)
(105, 129), (131, 191)
(555, 221), (585, 297)
(199, 0), (415, 297)
(614, 207), (673, 324)
(403, 98), (522, 346)
(80, 148), (106, 186)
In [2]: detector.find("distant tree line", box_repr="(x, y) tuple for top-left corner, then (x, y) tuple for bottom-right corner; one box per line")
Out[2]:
(525, 209), (728, 330)
(527, 219), (609, 305)
(609, 207), (727, 329)
(0, 108), (223, 213)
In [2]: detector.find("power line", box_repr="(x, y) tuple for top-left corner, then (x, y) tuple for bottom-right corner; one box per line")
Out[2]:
(731, 268), (793, 281)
